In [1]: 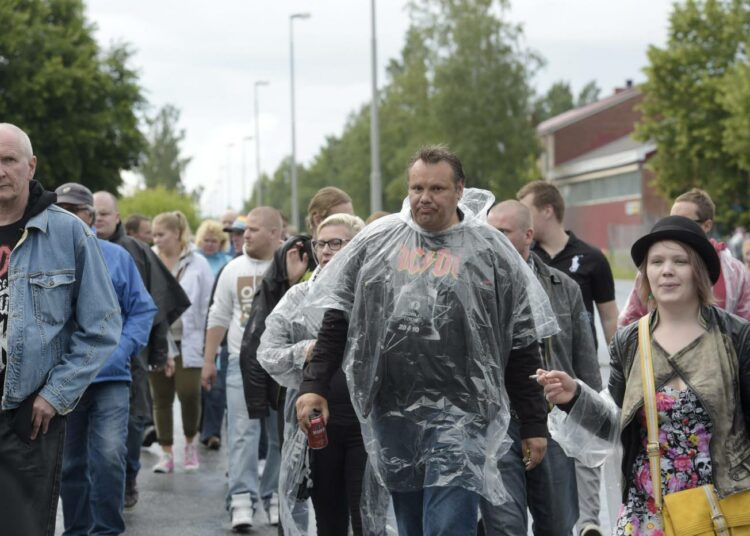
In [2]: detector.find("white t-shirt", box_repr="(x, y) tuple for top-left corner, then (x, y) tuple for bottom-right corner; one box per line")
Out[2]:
(207, 253), (272, 358)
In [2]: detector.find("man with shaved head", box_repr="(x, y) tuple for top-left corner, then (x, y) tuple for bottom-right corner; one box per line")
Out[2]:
(482, 200), (602, 536)
(0, 124), (121, 535)
(202, 206), (283, 530)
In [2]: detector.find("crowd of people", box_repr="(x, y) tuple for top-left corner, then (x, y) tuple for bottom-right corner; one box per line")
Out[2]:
(1, 121), (749, 536)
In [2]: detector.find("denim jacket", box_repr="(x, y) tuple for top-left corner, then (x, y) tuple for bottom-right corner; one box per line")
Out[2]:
(2, 201), (122, 414)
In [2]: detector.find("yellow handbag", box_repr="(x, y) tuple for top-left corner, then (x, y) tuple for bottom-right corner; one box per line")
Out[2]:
(638, 316), (750, 535)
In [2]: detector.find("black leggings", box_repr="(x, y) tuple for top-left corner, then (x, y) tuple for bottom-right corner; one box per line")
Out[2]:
(310, 422), (368, 536)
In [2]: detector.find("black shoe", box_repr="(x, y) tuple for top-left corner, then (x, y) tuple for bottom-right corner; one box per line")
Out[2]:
(580, 524), (604, 536)
(124, 480), (138, 509)
(206, 436), (221, 450)
(142, 425), (157, 447)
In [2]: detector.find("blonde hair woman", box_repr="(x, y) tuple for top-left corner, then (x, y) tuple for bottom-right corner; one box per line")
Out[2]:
(151, 211), (214, 472)
(195, 219), (231, 276)
(258, 213), (368, 535)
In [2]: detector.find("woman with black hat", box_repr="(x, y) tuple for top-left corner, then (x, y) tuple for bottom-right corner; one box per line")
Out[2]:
(537, 215), (750, 535)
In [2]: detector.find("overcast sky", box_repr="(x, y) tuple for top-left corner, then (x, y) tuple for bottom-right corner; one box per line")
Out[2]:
(86, 0), (674, 216)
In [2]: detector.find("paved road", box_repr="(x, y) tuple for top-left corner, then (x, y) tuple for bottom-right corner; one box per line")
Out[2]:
(54, 279), (635, 535)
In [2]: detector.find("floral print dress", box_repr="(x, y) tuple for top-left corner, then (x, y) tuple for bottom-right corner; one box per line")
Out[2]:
(615, 384), (713, 535)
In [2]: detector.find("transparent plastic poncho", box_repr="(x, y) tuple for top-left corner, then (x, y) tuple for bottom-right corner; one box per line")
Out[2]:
(258, 275), (393, 535)
(301, 188), (558, 505)
(547, 380), (622, 467)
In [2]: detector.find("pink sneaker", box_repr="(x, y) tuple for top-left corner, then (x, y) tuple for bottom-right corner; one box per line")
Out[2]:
(184, 443), (199, 471)
(152, 452), (174, 474)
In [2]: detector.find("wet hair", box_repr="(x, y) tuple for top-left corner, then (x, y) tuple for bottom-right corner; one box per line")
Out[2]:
(674, 188), (715, 223)
(306, 187), (353, 234)
(407, 145), (465, 185)
(194, 219), (227, 249)
(638, 240), (715, 307)
(516, 180), (565, 223)
(317, 213), (365, 238)
(124, 214), (151, 236)
(153, 211), (192, 251)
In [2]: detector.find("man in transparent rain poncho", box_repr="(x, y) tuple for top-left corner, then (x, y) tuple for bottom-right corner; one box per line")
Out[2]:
(295, 146), (559, 535)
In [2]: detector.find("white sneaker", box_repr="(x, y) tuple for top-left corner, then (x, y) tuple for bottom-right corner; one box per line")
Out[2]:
(265, 501), (279, 526)
(230, 493), (254, 531)
(152, 452), (174, 474)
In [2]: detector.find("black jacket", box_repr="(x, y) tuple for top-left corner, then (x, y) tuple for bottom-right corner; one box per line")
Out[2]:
(240, 235), (316, 418)
(607, 306), (750, 499)
(107, 223), (190, 417)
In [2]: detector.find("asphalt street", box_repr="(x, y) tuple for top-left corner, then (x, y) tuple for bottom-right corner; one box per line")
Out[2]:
(53, 279), (634, 535)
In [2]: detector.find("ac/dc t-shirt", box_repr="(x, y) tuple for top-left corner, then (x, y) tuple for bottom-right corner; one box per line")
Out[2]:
(0, 218), (26, 398)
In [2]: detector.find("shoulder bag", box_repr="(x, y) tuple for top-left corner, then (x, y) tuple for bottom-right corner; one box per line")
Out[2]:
(638, 316), (750, 535)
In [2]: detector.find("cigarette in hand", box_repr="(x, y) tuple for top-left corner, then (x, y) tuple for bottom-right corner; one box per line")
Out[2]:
(529, 374), (539, 380)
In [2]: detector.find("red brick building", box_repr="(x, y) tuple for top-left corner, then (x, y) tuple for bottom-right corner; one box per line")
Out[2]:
(537, 85), (669, 255)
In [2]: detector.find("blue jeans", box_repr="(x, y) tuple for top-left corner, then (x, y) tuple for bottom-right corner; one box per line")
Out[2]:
(479, 418), (578, 536)
(61, 381), (130, 536)
(391, 486), (479, 536)
(125, 414), (146, 484)
(201, 345), (228, 442)
(225, 358), (281, 508)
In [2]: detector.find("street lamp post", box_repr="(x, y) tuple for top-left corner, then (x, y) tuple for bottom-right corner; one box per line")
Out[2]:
(289, 12), (310, 230)
(254, 80), (269, 207)
(369, 0), (382, 213)
(241, 135), (253, 209)
(226, 143), (234, 210)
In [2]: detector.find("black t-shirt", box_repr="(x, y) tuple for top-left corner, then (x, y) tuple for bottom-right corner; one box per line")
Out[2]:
(0, 218), (27, 398)
(532, 231), (615, 342)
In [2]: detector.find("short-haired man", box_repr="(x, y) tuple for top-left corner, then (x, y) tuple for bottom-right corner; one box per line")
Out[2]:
(518, 180), (615, 535)
(55, 183), (157, 534)
(518, 180), (619, 345)
(483, 200), (602, 536)
(0, 124), (121, 536)
(296, 146), (556, 534)
(202, 207), (284, 530)
(124, 213), (152, 244)
(92, 190), (190, 507)
(619, 187), (750, 326)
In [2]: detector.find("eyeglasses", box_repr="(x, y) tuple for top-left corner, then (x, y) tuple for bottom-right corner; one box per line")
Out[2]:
(312, 238), (349, 252)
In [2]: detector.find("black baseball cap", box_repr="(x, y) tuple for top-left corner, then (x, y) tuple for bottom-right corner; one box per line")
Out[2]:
(55, 182), (94, 208)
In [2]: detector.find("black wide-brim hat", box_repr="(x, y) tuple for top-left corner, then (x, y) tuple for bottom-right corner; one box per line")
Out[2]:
(631, 215), (721, 284)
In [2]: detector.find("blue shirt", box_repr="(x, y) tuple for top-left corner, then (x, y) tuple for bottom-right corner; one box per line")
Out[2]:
(94, 238), (157, 383)
(201, 250), (232, 277)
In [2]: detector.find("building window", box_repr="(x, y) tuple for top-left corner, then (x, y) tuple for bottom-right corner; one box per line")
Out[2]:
(559, 170), (641, 206)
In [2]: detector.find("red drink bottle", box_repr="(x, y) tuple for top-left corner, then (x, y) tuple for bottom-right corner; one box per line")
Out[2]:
(307, 410), (328, 450)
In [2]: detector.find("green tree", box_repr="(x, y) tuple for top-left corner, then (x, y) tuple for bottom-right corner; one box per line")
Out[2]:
(412, 0), (542, 200)
(533, 81), (574, 125)
(577, 80), (601, 106)
(138, 104), (192, 191)
(533, 80), (601, 125)
(636, 0), (750, 227)
(119, 187), (200, 231)
(0, 0), (145, 192)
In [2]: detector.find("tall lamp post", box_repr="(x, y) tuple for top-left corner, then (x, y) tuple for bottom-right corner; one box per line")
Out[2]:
(369, 0), (382, 213)
(289, 12), (310, 230)
(254, 80), (269, 207)
(240, 135), (253, 209)
(226, 143), (234, 210)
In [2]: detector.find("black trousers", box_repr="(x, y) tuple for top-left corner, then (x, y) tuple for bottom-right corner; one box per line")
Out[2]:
(0, 405), (66, 536)
(310, 422), (368, 536)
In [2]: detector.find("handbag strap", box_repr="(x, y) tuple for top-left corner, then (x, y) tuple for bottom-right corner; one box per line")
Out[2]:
(638, 315), (664, 510)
